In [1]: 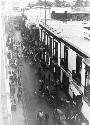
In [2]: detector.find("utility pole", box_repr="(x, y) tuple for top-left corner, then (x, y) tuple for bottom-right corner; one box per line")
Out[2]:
(45, 0), (46, 25)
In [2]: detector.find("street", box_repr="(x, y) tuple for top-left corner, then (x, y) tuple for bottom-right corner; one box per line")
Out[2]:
(1, 2), (90, 125)
(11, 22), (86, 125)
(11, 30), (57, 125)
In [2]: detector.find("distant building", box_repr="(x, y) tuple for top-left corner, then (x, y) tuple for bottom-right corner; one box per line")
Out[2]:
(51, 7), (90, 21)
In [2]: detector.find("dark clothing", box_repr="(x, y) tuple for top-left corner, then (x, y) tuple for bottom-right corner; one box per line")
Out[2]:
(44, 113), (49, 125)
(45, 113), (49, 121)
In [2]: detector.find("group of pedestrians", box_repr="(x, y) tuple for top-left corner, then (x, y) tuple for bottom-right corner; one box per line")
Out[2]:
(6, 26), (23, 110)
(17, 70), (23, 102)
(37, 111), (49, 125)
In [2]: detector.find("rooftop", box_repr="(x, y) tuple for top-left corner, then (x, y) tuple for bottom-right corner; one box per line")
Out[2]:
(51, 7), (90, 13)
(46, 20), (90, 57)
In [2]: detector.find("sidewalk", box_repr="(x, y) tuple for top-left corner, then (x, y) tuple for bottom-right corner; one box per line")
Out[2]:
(10, 28), (26, 125)
(11, 103), (25, 125)
(11, 83), (25, 125)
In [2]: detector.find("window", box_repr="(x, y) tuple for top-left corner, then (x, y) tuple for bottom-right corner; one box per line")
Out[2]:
(55, 41), (58, 63)
(72, 54), (82, 86)
(76, 54), (82, 75)
(64, 45), (68, 70)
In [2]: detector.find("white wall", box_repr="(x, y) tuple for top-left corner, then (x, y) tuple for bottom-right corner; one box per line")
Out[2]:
(61, 43), (64, 58)
(68, 49), (76, 72)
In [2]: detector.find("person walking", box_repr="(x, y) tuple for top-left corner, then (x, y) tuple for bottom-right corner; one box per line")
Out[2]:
(44, 112), (49, 125)
(17, 86), (22, 102)
(37, 111), (44, 125)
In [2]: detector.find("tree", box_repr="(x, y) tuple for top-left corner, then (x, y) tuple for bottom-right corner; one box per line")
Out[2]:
(35, 0), (52, 7)
(74, 0), (84, 7)
(54, 0), (70, 7)
(36, 0), (44, 6)
(46, 1), (52, 7)
(55, 0), (62, 7)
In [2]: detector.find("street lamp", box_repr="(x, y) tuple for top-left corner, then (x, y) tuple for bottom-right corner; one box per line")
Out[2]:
(45, 0), (46, 25)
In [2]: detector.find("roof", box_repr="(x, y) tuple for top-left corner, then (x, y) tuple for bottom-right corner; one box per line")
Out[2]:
(51, 7), (90, 14)
(84, 27), (90, 31)
(46, 20), (90, 57)
(51, 7), (72, 13)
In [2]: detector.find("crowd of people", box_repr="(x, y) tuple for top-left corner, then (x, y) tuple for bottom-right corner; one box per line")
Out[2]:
(6, 14), (89, 124)
(6, 21), (23, 111)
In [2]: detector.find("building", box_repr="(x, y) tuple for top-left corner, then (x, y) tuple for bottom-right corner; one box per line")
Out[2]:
(51, 7), (90, 21)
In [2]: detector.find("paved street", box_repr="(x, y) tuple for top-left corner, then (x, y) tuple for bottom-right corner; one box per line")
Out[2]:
(11, 30), (56, 125)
